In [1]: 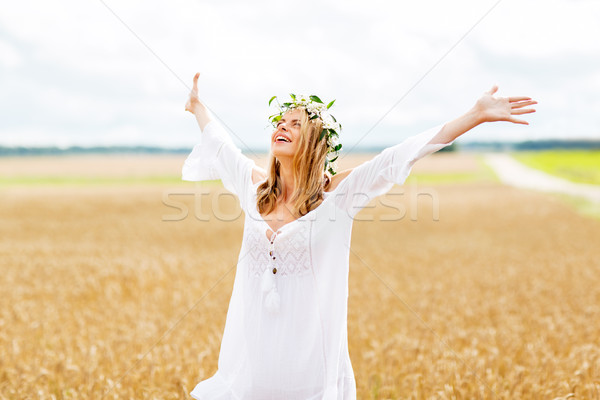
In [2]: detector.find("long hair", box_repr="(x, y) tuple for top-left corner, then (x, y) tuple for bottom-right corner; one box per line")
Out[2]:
(256, 108), (331, 218)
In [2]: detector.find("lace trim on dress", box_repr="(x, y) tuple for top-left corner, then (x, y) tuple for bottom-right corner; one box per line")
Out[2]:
(244, 222), (312, 278)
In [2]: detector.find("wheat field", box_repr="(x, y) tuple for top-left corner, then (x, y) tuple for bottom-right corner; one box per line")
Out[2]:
(1, 153), (599, 399)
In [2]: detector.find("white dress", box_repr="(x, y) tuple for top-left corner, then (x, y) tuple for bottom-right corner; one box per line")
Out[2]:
(182, 120), (454, 400)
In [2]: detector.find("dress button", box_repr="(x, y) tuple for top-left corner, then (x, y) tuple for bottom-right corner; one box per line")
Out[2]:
(272, 267), (277, 274)
(272, 256), (276, 260)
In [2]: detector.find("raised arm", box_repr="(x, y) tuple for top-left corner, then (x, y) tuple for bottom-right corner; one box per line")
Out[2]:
(184, 72), (267, 184)
(329, 85), (537, 192)
(182, 73), (259, 209)
(185, 72), (213, 131)
(429, 85), (537, 145)
(329, 85), (537, 218)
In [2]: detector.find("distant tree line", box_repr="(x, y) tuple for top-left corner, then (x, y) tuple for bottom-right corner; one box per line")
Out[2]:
(0, 146), (192, 156)
(513, 140), (600, 150)
(459, 139), (600, 152)
(0, 139), (598, 156)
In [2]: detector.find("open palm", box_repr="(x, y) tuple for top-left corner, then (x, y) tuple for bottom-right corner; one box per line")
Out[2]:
(476, 85), (537, 125)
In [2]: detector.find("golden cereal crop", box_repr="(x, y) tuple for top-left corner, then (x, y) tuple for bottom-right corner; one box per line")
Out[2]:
(1, 154), (599, 399)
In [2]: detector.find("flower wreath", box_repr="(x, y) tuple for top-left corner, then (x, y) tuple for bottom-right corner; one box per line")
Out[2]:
(268, 93), (342, 175)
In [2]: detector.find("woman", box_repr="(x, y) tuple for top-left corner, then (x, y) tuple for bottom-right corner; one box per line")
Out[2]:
(182, 72), (536, 399)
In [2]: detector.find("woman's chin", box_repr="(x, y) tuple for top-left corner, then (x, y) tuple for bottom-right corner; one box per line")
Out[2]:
(271, 147), (294, 159)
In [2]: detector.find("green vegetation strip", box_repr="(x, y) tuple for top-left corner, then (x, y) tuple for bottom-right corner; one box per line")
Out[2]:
(0, 175), (218, 186)
(2, 160), (499, 187)
(406, 156), (499, 184)
(406, 172), (483, 184)
(513, 150), (600, 185)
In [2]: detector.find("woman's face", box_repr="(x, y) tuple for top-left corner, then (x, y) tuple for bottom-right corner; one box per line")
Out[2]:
(271, 109), (303, 160)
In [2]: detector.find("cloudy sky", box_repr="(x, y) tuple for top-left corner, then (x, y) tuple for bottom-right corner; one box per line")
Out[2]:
(1, 0), (599, 152)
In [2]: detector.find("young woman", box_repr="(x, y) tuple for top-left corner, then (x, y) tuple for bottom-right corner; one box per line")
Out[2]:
(182, 72), (536, 399)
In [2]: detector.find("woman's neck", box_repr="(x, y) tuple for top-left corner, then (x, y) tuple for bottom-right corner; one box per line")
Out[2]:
(277, 157), (295, 202)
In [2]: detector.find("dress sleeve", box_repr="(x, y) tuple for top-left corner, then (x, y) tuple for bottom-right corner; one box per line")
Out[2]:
(332, 124), (455, 218)
(181, 120), (255, 208)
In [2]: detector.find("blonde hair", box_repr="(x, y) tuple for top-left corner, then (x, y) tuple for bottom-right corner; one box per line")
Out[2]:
(256, 108), (331, 218)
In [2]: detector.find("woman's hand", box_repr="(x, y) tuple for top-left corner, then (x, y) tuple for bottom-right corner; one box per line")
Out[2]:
(185, 72), (206, 115)
(185, 72), (212, 131)
(474, 85), (537, 125)
(428, 85), (537, 145)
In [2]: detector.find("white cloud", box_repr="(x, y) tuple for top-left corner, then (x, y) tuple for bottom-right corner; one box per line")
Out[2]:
(0, 38), (23, 68)
(0, 0), (599, 149)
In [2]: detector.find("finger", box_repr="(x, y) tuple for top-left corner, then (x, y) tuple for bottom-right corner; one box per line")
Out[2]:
(511, 108), (536, 115)
(511, 100), (537, 108)
(192, 72), (200, 91)
(486, 84), (498, 95)
(508, 96), (531, 102)
(508, 116), (529, 125)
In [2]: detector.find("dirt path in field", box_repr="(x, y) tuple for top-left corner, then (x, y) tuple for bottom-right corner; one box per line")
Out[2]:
(484, 153), (600, 203)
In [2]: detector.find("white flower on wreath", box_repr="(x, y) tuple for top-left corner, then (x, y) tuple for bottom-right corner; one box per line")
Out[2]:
(297, 94), (309, 104)
(328, 133), (340, 147)
(321, 113), (336, 129)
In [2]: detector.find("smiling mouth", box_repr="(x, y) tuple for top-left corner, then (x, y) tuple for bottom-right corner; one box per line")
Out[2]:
(274, 135), (291, 143)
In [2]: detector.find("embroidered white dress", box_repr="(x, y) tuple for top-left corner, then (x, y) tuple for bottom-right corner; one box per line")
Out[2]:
(182, 120), (453, 400)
